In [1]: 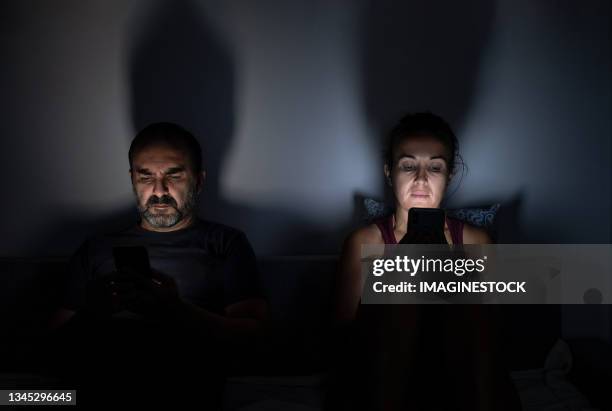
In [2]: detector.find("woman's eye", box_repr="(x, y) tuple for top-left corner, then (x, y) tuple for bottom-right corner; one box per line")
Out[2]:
(399, 164), (416, 172)
(429, 165), (442, 172)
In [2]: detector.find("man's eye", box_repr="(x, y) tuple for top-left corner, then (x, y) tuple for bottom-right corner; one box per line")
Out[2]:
(139, 177), (153, 182)
(168, 175), (182, 180)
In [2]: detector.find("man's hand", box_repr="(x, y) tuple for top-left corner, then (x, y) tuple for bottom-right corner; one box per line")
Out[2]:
(110, 269), (180, 319)
(85, 275), (122, 318)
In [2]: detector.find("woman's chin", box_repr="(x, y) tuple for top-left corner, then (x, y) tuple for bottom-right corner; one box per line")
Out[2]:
(403, 199), (435, 209)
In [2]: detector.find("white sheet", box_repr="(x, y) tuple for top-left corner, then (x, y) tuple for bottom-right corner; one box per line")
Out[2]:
(511, 339), (592, 411)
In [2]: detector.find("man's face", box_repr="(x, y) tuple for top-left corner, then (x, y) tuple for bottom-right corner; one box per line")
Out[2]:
(130, 144), (203, 231)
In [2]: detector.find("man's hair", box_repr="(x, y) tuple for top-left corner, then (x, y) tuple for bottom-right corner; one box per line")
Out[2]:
(129, 122), (203, 173)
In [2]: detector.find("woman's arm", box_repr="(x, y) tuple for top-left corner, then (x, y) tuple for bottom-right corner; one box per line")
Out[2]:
(463, 223), (493, 244)
(333, 225), (381, 323)
(449, 223), (522, 410)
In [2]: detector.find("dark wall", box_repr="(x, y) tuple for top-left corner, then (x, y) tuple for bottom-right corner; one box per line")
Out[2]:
(0, 0), (610, 336)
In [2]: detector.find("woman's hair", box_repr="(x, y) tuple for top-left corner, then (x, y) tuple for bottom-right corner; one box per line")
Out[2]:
(384, 112), (460, 176)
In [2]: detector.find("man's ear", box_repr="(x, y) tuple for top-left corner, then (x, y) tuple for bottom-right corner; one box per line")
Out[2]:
(196, 171), (206, 193)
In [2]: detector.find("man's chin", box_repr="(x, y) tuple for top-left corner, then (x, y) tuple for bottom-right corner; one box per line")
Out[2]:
(142, 211), (182, 228)
(149, 208), (173, 215)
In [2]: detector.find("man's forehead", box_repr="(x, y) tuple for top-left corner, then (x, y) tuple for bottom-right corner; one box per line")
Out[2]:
(132, 144), (189, 169)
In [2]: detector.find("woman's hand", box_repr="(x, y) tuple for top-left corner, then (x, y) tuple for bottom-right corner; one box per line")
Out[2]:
(399, 229), (447, 244)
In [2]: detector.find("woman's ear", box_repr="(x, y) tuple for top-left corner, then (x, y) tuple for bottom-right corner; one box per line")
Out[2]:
(445, 172), (454, 188)
(384, 164), (392, 186)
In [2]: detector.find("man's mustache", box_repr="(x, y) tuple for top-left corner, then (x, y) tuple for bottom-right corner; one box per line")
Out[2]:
(146, 195), (177, 207)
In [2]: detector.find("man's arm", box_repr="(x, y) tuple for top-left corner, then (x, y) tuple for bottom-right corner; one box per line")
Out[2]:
(49, 275), (268, 346)
(47, 308), (77, 331)
(111, 268), (268, 348)
(120, 228), (269, 346)
(47, 239), (94, 331)
(167, 297), (268, 345)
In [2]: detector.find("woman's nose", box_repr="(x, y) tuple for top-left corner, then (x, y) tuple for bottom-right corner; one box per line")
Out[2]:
(415, 166), (428, 182)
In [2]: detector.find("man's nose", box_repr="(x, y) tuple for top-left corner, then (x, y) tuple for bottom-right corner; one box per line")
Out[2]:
(152, 177), (169, 195)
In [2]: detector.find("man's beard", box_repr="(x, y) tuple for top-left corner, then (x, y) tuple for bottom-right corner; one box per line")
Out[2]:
(135, 184), (198, 228)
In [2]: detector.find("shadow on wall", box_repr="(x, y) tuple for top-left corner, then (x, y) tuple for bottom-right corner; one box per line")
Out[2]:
(128, 0), (351, 255)
(357, 0), (501, 220)
(361, 0), (496, 135)
(31, 0), (352, 256)
(32, 0), (506, 256)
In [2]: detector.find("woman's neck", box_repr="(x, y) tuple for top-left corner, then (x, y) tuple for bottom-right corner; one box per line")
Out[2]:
(392, 208), (409, 234)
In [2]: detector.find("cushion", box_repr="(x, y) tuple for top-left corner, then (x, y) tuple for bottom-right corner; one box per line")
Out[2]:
(363, 198), (500, 228)
(446, 203), (500, 227)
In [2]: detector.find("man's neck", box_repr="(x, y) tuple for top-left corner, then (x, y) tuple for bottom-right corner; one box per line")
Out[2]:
(140, 214), (196, 233)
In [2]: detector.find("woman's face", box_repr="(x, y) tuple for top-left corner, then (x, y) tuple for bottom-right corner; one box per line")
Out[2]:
(385, 135), (451, 211)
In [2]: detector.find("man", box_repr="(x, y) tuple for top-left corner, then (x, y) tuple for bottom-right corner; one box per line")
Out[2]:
(50, 122), (267, 408)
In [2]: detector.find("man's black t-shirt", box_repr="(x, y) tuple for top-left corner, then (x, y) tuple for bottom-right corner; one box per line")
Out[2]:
(63, 218), (262, 315)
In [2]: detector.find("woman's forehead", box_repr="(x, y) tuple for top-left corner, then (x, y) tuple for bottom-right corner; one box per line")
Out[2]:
(393, 135), (449, 159)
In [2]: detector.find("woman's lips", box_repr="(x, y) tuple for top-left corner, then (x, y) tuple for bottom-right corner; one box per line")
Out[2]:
(411, 192), (430, 197)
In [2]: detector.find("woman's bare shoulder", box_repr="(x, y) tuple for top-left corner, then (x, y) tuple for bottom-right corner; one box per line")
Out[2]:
(462, 223), (492, 244)
(345, 223), (383, 246)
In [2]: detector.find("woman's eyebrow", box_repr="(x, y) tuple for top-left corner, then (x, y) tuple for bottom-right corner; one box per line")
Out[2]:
(397, 154), (416, 160)
(397, 154), (446, 161)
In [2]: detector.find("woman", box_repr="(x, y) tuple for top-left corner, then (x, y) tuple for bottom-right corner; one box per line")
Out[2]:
(329, 113), (521, 411)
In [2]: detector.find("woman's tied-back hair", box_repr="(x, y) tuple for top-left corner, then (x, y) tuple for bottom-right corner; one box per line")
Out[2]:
(384, 112), (460, 176)
(129, 122), (203, 174)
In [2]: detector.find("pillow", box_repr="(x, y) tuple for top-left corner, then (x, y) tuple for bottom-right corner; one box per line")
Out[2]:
(446, 203), (500, 228)
(363, 198), (500, 228)
(363, 198), (393, 221)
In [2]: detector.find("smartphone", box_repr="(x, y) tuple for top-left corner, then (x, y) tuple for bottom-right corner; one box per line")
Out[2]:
(112, 246), (152, 278)
(401, 207), (446, 244)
